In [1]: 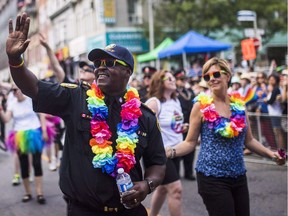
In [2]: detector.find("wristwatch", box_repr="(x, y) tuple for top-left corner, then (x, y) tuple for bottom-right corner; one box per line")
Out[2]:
(145, 178), (155, 194)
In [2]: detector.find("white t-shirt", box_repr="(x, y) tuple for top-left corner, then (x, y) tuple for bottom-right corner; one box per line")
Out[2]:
(146, 97), (184, 147)
(7, 96), (41, 131)
(267, 92), (282, 116)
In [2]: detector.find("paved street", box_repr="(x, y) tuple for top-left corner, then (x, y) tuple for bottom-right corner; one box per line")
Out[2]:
(0, 149), (287, 216)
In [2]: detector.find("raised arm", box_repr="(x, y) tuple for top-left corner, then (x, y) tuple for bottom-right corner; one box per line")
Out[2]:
(39, 33), (65, 83)
(6, 13), (38, 99)
(244, 110), (286, 165)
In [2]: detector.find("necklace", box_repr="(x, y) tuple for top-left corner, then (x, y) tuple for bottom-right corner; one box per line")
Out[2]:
(86, 81), (142, 177)
(194, 92), (246, 138)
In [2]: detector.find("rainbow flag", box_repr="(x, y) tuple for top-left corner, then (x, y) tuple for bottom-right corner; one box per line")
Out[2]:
(244, 87), (257, 104)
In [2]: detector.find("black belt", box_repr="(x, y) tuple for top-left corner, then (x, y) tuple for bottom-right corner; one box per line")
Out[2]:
(63, 195), (123, 213)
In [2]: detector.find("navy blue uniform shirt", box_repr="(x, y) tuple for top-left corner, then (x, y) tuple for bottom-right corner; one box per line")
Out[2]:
(32, 80), (166, 210)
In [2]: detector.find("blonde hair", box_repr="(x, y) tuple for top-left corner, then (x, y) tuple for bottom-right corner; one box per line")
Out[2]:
(202, 57), (231, 75)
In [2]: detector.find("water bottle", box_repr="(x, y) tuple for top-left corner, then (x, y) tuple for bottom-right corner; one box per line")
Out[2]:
(116, 168), (133, 195)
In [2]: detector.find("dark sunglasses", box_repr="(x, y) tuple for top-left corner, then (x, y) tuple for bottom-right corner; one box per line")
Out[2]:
(12, 88), (19, 92)
(93, 59), (128, 69)
(82, 69), (94, 73)
(203, 70), (227, 82)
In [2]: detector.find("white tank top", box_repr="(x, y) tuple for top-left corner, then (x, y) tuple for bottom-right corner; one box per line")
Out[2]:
(146, 97), (184, 147)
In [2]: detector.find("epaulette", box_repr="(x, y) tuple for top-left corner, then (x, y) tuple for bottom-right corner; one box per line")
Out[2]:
(81, 81), (91, 90)
(60, 83), (78, 88)
(141, 103), (156, 116)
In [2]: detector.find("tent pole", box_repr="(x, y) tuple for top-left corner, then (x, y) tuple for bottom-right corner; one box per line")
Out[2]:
(156, 59), (160, 70)
(182, 52), (188, 71)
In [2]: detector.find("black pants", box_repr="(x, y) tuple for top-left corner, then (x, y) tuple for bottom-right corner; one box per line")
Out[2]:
(66, 198), (148, 216)
(18, 152), (43, 178)
(197, 172), (250, 216)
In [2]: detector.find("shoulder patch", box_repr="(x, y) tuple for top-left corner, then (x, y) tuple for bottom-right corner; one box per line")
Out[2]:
(60, 83), (78, 88)
(141, 103), (156, 116)
(81, 81), (91, 89)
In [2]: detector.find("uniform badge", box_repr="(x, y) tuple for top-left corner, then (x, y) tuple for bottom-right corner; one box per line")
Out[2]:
(60, 83), (78, 88)
(137, 130), (147, 137)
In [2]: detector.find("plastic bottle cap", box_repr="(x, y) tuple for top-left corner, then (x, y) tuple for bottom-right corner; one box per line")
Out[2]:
(117, 168), (124, 174)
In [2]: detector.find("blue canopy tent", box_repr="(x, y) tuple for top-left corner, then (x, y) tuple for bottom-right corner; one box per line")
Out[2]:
(158, 31), (232, 69)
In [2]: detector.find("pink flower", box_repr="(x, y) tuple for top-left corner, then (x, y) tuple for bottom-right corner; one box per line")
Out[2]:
(202, 105), (219, 122)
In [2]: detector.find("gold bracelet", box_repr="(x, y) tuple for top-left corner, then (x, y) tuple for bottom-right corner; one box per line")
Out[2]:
(9, 58), (24, 68)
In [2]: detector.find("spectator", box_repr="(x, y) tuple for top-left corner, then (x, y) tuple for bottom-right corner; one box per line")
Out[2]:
(39, 33), (95, 85)
(0, 85), (55, 204)
(254, 72), (277, 148)
(228, 75), (241, 93)
(146, 70), (184, 216)
(264, 73), (285, 149)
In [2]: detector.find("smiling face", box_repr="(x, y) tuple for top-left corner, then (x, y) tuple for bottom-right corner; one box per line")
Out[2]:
(203, 65), (230, 91)
(162, 72), (177, 92)
(202, 57), (231, 93)
(94, 59), (132, 95)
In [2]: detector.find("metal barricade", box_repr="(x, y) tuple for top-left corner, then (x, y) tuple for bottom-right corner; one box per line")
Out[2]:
(246, 112), (287, 164)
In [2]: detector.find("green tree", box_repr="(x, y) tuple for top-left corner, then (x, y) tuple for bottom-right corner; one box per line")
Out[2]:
(142, 0), (287, 45)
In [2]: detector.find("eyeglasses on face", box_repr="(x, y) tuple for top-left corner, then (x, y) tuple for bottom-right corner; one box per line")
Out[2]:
(203, 70), (227, 82)
(80, 68), (94, 73)
(12, 88), (19, 93)
(162, 76), (176, 82)
(93, 59), (128, 69)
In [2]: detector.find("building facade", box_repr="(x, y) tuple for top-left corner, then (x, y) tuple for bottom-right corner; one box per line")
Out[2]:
(0, 0), (149, 80)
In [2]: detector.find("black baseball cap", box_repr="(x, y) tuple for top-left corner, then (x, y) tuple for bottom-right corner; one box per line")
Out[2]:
(79, 61), (94, 70)
(88, 44), (134, 71)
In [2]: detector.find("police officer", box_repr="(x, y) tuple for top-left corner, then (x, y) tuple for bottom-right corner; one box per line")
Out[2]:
(174, 69), (196, 180)
(138, 66), (157, 102)
(6, 13), (166, 216)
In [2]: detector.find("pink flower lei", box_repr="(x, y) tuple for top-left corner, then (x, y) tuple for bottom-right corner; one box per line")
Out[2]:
(194, 92), (246, 138)
(86, 81), (142, 177)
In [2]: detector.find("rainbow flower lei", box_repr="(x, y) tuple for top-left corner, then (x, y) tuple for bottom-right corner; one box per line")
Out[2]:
(194, 92), (246, 138)
(86, 81), (142, 177)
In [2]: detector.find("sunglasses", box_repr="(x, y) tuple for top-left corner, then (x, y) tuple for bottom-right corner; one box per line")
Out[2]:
(203, 70), (227, 82)
(93, 59), (128, 69)
(162, 76), (175, 82)
(12, 88), (19, 92)
(83, 69), (94, 73)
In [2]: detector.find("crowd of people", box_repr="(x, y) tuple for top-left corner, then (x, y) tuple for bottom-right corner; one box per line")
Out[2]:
(1, 12), (287, 216)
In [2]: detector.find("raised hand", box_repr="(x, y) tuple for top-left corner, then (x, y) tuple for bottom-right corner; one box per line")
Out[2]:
(6, 13), (31, 61)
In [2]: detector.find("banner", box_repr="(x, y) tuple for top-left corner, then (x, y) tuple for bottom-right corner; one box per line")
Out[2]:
(241, 39), (256, 60)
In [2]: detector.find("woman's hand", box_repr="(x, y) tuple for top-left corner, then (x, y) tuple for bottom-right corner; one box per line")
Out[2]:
(272, 149), (287, 166)
(181, 123), (189, 133)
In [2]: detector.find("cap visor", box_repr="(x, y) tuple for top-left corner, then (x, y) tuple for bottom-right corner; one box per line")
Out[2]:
(88, 49), (118, 61)
(79, 61), (88, 68)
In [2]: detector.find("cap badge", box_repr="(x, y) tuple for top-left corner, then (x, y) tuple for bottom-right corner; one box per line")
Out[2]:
(104, 44), (116, 52)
